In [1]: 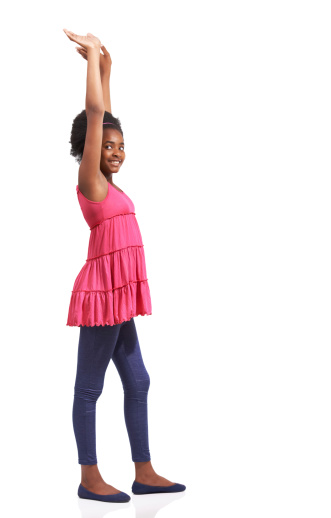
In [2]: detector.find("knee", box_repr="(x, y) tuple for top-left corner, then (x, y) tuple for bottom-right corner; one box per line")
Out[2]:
(124, 371), (150, 398)
(74, 385), (103, 402)
(139, 372), (150, 394)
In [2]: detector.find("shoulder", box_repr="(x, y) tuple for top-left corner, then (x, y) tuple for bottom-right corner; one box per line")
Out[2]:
(77, 175), (109, 203)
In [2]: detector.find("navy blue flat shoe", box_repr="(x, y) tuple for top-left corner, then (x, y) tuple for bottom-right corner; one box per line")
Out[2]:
(132, 480), (186, 495)
(78, 483), (131, 502)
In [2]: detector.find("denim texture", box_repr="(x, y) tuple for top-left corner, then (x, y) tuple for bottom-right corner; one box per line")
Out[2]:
(72, 317), (151, 464)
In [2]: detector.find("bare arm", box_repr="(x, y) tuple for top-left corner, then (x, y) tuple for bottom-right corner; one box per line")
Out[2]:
(100, 45), (112, 113)
(86, 47), (104, 113)
(63, 29), (106, 200)
(76, 44), (112, 113)
(101, 72), (111, 113)
(63, 30), (104, 113)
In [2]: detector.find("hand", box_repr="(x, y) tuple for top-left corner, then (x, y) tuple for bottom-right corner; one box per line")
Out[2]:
(75, 44), (112, 76)
(63, 29), (101, 50)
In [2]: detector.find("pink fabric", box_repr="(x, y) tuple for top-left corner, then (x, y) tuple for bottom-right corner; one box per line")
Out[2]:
(66, 182), (152, 326)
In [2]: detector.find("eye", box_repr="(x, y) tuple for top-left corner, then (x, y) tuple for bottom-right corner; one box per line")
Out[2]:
(105, 145), (112, 149)
(120, 146), (125, 151)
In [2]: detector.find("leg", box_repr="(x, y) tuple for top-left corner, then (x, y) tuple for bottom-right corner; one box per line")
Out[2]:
(112, 317), (151, 462)
(112, 318), (175, 486)
(72, 323), (124, 494)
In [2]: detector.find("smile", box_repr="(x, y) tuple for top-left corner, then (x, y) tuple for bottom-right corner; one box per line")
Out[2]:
(109, 160), (121, 165)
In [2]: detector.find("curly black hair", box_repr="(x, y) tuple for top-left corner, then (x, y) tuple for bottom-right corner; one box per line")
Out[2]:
(69, 110), (124, 164)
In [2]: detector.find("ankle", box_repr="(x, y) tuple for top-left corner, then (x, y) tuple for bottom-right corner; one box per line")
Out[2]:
(134, 460), (155, 477)
(81, 464), (103, 484)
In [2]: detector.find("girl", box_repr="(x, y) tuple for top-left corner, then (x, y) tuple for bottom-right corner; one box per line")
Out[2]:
(63, 29), (186, 503)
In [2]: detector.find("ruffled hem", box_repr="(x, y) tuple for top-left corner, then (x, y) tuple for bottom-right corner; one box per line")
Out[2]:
(66, 311), (152, 327)
(66, 278), (152, 327)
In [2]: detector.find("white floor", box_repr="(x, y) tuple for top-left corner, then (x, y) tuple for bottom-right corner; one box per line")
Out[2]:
(7, 457), (331, 518)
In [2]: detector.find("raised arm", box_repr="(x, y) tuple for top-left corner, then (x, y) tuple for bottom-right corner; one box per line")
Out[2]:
(85, 46), (104, 113)
(64, 30), (106, 200)
(100, 45), (112, 113)
(75, 44), (112, 113)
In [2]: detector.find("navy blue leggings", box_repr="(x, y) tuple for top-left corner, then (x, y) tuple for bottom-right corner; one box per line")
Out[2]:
(72, 317), (151, 465)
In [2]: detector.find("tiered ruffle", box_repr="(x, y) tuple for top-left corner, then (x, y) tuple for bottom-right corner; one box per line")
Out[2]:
(66, 213), (152, 327)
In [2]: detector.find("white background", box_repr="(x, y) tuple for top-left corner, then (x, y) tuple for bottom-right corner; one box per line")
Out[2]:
(1, 1), (331, 517)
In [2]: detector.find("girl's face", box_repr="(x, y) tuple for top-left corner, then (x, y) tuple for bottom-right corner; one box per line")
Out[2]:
(100, 128), (126, 177)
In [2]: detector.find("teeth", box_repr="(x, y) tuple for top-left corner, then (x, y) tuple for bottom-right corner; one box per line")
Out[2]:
(110, 161), (120, 164)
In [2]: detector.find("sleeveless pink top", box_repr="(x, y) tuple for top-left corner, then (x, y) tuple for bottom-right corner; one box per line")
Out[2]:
(66, 182), (152, 327)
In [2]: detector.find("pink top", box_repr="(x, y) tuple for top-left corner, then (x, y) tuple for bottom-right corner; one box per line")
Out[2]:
(66, 182), (152, 327)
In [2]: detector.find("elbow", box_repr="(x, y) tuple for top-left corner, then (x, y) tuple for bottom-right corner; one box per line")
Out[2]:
(86, 106), (104, 116)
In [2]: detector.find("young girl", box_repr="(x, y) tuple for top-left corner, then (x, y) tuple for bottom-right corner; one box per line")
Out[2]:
(63, 29), (186, 503)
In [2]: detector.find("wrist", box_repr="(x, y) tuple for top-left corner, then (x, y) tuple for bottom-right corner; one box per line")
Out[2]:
(87, 46), (101, 53)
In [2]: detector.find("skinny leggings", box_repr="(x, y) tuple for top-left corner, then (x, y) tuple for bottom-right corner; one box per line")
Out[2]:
(72, 317), (151, 465)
